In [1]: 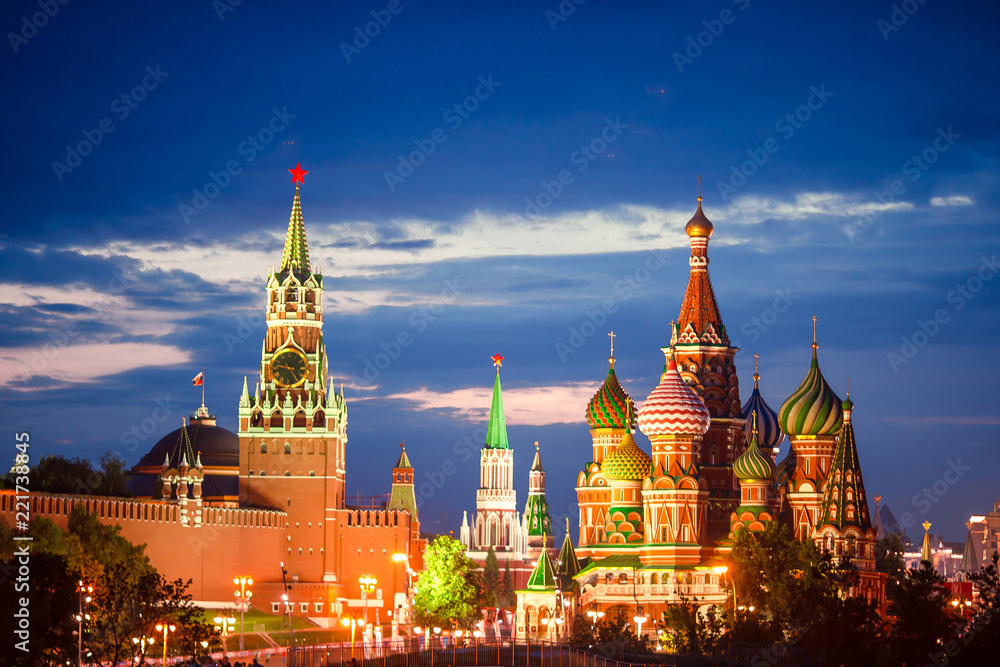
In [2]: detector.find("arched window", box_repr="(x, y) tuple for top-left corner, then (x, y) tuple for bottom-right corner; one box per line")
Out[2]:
(605, 573), (614, 585)
(284, 471), (291, 477)
(250, 410), (263, 427)
(260, 443), (267, 454)
(313, 410), (325, 428)
(270, 411), (282, 429)
(618, 572), (628, 585)
(284, 443), (292, 455)
(293, 411), (307, 428)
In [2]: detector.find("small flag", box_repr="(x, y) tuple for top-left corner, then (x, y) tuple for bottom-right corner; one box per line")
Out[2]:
(192, 371), (204, 387)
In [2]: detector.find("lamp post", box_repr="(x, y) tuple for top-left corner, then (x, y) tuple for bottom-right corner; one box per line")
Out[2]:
(233, 576), (253, 651)
(712, 565), (733, 627)
(280, 562), (295, 658)
(75, 580), (93, 667)
(131, 635), (154, 664)
(214, 615), (236, 653)
(359, 574), (378, 652)
(392, 553), (414, 632)
(155, 622), (176, 666)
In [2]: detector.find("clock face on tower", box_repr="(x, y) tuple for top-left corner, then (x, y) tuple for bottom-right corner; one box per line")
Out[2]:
(270, 348), (308, 388)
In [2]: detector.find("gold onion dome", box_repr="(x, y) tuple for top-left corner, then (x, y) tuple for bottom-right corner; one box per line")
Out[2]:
(685, 197), (714, 238)
(733, 417), (776, 482)
(778, 343), (843, 437)
(586, 355), (635, 430)
(602, 431), (651, 481)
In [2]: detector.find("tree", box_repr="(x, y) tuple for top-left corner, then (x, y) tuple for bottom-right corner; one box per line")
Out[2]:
(2, 451), (130, 497)
(499, 559), (515, 608)
(950, 551), (999, 666)
(876, 533), (906, 601)
(482, 547), (500, 608)
(0, 552), (78, 666)
(660, 595), (725, 653)
(413, 535), (482, 628)
(887, 561), (959, 666)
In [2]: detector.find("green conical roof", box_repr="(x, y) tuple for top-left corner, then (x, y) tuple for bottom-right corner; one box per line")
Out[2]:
(556, 523), (580, 579)
(816, 399), (872, 533)
(485, 369), (509, 449)
(525, 549), (556, 590)
(280, 185), (311, 273)
(394, 443), (412, 469)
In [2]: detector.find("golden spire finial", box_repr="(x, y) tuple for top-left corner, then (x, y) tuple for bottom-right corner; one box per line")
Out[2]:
(812, 315), (818, 352)
(923, 520), (932, 532)
(608, 330), (616, 366)
(751, 410), (758, 442)
(753, 352), (760, 387)
(846, 377), (851, 398)
(697, 175), (703, 203)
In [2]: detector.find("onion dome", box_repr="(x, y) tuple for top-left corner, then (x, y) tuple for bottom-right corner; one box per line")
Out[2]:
(741, 356), (784, 452)
(734, 416), (776, 482)
(637, 350), (711, 437)
(778, 338), (843, 437)
(685, 196), (714, 238)
(586, 350), (635, 430)
(602, 431), (651, 481)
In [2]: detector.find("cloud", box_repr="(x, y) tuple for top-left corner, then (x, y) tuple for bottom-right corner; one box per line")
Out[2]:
(930, 195), (974, 207)
(375, 381), (600, 426)
(0, 342), (192, 390)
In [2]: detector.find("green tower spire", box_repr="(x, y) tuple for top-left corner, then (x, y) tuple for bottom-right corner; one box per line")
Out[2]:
(525, 548), (556, 590)
(280, 182), (311, 274)
(485, 354), (509, 449)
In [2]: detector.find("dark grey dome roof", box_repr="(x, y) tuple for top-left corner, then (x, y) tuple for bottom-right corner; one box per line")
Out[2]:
(134, 419), (239, 469)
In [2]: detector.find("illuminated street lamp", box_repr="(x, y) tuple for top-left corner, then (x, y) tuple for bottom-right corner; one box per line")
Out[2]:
(131, 635), (154, 664)
(214, 615), (236, 652)
(155, 622), (176, 666)
(75, 580), (94, 667)
(359, 574), (378, 647)
(233, 576), (253, 650)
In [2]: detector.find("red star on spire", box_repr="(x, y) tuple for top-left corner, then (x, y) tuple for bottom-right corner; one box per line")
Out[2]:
(289, 163), (308, 184)
(491, 353), (504, 368)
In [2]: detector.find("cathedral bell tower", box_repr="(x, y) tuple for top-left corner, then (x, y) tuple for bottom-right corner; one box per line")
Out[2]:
(238, 165), (348, 584)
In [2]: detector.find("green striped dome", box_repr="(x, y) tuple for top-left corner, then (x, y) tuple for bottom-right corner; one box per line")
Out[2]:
(602, 431), (651, 481)
(779, 348), (843, 436)
(733, 433), (775, 482)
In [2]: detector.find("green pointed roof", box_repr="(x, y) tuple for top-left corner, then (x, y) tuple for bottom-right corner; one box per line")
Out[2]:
(816, 399), (872, 533)
(394, 442), (412, 469)
(556, 524), (580, 579)
(280, 184), (311, 274)
(525, 549), (556, 590)
(959, 529), (979, 573)
(524, 494), (552, 537)
(733, 415), (776, 483)
(485, 369), (509, 449)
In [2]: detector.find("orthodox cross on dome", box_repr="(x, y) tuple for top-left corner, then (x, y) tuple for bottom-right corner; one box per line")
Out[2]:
(289, 163), (308, 184)
(753, 352), (760, 385)
(608, 330), (616, 365)
(697, 174), (702, 203)
(491, 353), (504, 370)
(812, 315), (818, 351)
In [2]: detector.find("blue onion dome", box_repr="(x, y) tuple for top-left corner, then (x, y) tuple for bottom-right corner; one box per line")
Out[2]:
(778, 344), (843, 436)
(741, 364), (784, 452)
(734, 417), (776, 482)
(602, 431), (652, 482)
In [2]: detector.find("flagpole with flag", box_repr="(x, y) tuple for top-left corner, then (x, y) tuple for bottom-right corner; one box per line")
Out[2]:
(192, 368), (205, 409)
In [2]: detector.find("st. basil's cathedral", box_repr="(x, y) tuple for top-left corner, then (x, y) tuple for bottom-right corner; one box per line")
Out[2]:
(473, 195), (888, 639)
